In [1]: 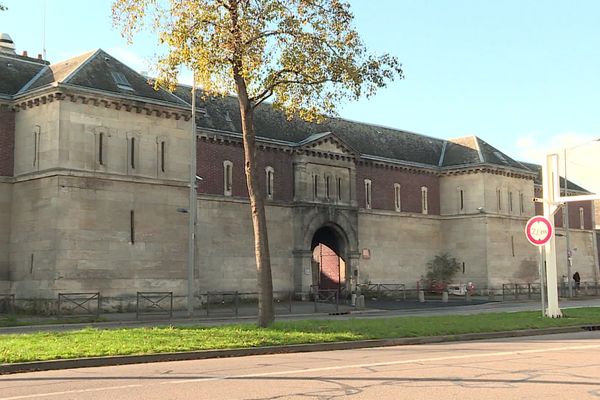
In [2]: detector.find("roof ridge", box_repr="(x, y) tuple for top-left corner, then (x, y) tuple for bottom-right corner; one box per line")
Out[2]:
(61, 49), (101, 84)
(438, 140), (448, 166)
(473, 135), (484, 162)
(16, 64), (50, 95)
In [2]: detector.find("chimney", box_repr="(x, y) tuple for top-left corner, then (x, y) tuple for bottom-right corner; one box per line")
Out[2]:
(22, 50), (28, 57)
(0, 33), (16, 55)
(37, 53), (42, 60)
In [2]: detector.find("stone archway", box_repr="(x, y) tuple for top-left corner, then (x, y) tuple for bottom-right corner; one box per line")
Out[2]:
(311, 225), (348, 291)
(292, 206), (360, 297)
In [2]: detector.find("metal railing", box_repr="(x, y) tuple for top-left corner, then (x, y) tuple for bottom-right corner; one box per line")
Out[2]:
(203, 291), (239, 317)
(358, 283), (406, 300)
(311, 286), (339, 313)
(0, 294), (15, 314)
(136, 291), (173, 319)
(57, 292), (100, 317)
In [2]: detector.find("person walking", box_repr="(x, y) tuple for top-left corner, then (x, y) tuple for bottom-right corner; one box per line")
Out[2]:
(573, 271), (581, 293)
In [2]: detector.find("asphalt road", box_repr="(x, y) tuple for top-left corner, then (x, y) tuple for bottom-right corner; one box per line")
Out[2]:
(1, 331), (599, 399)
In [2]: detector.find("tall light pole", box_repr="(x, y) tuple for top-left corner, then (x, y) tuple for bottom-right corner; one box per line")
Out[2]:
(564, 148), (572, 298)
(187, 73), (197, 317)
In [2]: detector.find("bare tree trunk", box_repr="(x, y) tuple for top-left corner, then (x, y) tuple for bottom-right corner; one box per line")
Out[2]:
(229, 0), (273, 327)
(234, 75), (275, 327)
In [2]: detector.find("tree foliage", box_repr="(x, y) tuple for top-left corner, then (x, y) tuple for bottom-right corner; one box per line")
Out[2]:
(112, 0), (403, 327)
(112, 0), (403, 121)
(426, 253), (461, 286)
(0, 4), (6, 11)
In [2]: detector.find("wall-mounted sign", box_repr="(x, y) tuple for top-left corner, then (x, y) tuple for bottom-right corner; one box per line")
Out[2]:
(361, 248), (371, 259)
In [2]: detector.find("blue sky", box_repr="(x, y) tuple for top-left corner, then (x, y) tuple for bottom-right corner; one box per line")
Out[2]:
(1, 0), (599, 189)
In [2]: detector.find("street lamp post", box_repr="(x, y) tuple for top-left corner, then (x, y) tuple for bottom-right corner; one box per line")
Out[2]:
(564, 148), (572, 298)
(187, 74), (197, 318)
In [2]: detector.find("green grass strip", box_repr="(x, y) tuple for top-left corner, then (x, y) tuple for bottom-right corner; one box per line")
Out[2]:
(2, 307), (599, 364)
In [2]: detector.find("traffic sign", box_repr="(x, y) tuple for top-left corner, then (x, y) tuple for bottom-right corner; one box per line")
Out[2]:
(525, 216), (553, 246)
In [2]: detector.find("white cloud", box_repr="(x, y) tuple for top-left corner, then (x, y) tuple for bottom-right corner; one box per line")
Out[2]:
(515, 132), (600, 195)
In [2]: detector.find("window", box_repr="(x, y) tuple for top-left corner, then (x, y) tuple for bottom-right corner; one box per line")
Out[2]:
(579, 207), (585, 229)
(508, 191), (513, 213)
(110, 71), (134, 92)
(160, 140), (166, 173)
(265, 166), (274, 200)
(130, 210), (135, 244)
(519, 192), (524, 215)
(458, 187), (465, 212)
(33, 125), (40, 167)
(421, 186), (428, 214)
(496, 188), (502, 212)
(394, 183), (401, 212)
(325, 175), (331, 199)
(337, 177), (342, 201)
(223, 160), (233, 196)
(130, 137), (136, 170)
(364, 179), (372, 209)
(313, 174), (319, 199)
(98, 132), (104, 165)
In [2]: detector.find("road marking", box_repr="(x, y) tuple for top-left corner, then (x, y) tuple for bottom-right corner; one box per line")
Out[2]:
(2, 342), (599, 399)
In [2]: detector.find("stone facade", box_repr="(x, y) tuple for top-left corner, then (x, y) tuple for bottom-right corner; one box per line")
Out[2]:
(0, 47), (598, 306)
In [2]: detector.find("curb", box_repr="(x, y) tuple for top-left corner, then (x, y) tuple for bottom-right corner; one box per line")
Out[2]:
(1, 325), (594, 375)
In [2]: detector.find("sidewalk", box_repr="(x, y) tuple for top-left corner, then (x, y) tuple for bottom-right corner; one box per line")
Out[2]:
(2, 296), (600, 335)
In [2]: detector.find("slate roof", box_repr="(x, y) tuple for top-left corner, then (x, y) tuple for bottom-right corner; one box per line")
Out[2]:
(519, 161), (589, 192)
(0, 53), (47, 96)
(1, 48), (533, 173)
(22, 49), (188, 106)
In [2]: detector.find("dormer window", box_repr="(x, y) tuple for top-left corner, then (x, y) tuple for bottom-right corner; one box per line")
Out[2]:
(111, 71), (134, 92)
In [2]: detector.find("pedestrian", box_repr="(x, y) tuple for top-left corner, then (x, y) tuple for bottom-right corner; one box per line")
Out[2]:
(573, 271), (581, 292)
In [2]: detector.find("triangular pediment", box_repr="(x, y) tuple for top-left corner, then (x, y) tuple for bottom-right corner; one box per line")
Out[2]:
(297, 132), (357, 156)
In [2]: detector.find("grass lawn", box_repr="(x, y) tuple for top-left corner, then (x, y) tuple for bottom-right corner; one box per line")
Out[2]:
(1, 307), (599, 364)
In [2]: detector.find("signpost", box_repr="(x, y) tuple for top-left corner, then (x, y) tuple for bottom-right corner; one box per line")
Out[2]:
(525, 216), (553, 316)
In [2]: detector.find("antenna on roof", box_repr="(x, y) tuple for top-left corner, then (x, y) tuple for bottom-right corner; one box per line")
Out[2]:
(42, 0), (47, 60)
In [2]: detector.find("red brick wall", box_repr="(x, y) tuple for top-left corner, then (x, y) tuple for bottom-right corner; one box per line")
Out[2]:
(534, 187), (593, 230)
(0, 106), (15, 177)
(196, 139), (293, 201)
(314, 244), (340, 289)
(356, 164), (440, 214)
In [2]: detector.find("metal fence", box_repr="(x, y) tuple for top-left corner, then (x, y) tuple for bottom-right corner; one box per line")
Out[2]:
(198, 290), (295, 317)
(0, 294), (15, 314)
(57, 292), (100, 317)
(136, 291), (173, 319)
(310, 286), (339, 313)
(358, 283), (406, 300)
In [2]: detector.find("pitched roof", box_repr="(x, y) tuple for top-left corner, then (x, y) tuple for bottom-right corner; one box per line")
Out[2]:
(0, 53), (47, 96)
(2, 48), (534, 173)
(21, 49), (187, 106)
(519, 161), (590, 192)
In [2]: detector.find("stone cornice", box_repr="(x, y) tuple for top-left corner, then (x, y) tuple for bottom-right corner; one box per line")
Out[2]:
(10, 85), (192, 121)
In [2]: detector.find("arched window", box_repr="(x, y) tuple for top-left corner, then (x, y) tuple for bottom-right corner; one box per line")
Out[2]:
(421, 186), (428, 214)
(394, 183), (401, 212)
(325, 175), (331, 199)
(265, 166), (274, 200)
(579, 207), (585, 229)
(223, 160), (233, 196)
(313, 174), (319, 199)
(496, 188), (502, 212)
(337, 177), (343, 201)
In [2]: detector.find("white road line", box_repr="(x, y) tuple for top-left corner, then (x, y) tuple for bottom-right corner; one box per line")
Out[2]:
(2, 342), (599, 399)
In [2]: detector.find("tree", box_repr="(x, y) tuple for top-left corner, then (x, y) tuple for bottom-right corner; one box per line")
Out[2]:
(0, 4), (6, 11)
(426, 253), (461, 289)
(112, 0), (403, 327)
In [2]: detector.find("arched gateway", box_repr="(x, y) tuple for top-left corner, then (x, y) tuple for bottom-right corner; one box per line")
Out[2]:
(292, 207), (360, 298)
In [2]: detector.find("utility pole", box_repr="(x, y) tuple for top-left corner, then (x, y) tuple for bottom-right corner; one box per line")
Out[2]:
(564, 148), (572, 298)
(187, 74), (197, 317)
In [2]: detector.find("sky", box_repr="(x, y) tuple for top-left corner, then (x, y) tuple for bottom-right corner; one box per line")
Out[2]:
(1, 0), (599, 193)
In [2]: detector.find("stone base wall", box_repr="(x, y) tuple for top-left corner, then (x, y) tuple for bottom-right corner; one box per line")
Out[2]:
(0, 181), (11, 281)
(357, 210), (441, 287)
(197, 196), (295, 294)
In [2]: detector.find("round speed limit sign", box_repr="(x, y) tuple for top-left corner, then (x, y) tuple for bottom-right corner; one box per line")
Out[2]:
(525, 216), (553, 246)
